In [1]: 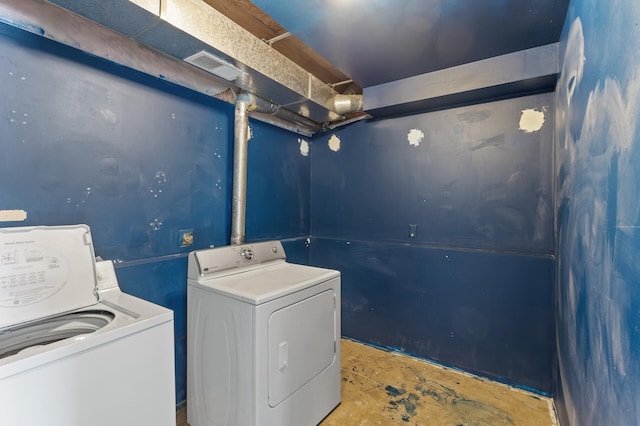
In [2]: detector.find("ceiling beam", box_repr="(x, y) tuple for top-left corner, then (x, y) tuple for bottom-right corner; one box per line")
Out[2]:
(364, 43), (559, 119)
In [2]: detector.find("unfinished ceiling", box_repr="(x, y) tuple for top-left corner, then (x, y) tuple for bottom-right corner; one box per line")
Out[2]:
(250, 0), (569, 88)
(208, 0), (569, 119)
(201, 0), (362, 96)
(1, 0), (570, 132)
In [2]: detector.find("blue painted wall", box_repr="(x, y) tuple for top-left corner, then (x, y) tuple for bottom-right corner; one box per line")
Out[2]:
(0, 23), (310, 405)
(310, 94), (556, 393)
(9, 0), (630, 411)
(245, 128), (310, 242)
(554, 1), (640, 424)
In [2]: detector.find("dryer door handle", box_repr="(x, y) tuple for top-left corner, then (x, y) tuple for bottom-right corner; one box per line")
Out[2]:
(278, 341), (288, 371)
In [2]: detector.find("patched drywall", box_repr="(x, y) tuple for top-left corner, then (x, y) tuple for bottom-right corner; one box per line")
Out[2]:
(407, 128), (425, 146)
(299, 138), (310, 156)
(311, 93), (555, 393)
(328, 134), (341, 152)
(519, 108), (546, 133)
(0, 209), (27, 221)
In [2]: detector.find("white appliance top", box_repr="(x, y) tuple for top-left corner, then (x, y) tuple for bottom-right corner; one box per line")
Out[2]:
(0, 224), (99, 329)
(187, 241), (340, 305)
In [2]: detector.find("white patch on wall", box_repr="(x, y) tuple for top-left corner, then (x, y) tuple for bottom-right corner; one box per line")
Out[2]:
(328, 134), (341, 152)
(100, 109), (118, 125)
(298, 138), (310, 157)
(0, 210), (27, 221)
(407, 128), (425, 146)
(519, 108), (546, 133)
(248, 124), (253, 141)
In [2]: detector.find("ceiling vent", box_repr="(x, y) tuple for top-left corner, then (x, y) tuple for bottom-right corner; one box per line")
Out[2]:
(184, 50), (245, 81)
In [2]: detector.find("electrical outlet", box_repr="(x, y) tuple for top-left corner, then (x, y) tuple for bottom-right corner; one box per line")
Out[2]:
(179, 229), (194, 247)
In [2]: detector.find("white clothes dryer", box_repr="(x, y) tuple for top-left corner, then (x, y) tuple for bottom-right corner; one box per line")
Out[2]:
(0, 224), (176, 426)
(187, 240), (341, 426)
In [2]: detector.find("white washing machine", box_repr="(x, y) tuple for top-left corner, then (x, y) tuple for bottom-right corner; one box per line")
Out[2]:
(187, 240), (341, 426)
(0, 224), (176, 426)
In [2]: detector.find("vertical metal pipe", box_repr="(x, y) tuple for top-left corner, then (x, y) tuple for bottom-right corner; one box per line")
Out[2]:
(228, 91), (327, 245)
(230, 95), (250, 245)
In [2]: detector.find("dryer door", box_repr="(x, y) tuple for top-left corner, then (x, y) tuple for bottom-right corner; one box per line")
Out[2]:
(268, 289), (337, 407)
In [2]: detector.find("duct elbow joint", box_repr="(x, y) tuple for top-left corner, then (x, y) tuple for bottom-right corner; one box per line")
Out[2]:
(235, 91), (279, 114)
(332, 94), (363, 115)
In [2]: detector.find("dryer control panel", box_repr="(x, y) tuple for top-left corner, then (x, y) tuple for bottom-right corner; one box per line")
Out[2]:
(188, 240), (286, 279)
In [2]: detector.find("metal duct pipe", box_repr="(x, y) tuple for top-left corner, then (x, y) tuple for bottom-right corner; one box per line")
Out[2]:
(250, 112), (315, 136)
(230, 93), (252, 245)
(230, 90), (325, 244)
(231, 79), (324, 132)
(249, 94), (280, 115)
(272, 107), (323, 133)
(231, 91), (317, 245)
(332, 94), (364, 115)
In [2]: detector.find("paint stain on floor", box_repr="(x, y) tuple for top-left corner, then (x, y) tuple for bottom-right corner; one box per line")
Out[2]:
(318, 339), (557, 426)
(176, 338), (557, 426)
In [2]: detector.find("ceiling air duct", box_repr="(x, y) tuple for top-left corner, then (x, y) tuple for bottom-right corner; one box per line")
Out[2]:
(2, 0), (363, 135)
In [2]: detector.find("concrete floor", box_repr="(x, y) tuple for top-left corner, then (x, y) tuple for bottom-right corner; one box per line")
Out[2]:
(177, 338), (557, 425)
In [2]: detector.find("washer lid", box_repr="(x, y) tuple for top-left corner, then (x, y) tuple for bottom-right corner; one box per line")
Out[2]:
(0, 224), (99, 329)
